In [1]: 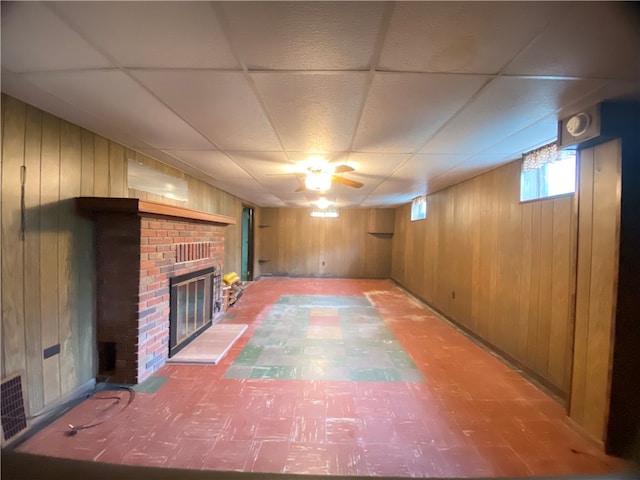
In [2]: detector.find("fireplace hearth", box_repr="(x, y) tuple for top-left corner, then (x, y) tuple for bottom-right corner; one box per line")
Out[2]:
(77, 197), (236, 384)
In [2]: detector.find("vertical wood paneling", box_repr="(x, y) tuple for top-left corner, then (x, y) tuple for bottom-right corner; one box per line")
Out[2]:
(549, 198), (572, 387)
(80, 130), (95, 197)
(391, 159), (577, 395)
(1, 96), (27, 379)
(58, 122), (82, 393)
(257, 208), (392, 278)
(535, 201), (554, 373)
(570, 140), (621, 442)
(108, 142), (126, 197)
(40, 112), (61, 404)
(93, 136), (109, 197)
(572, 148), (594, 424)
(1, 95), (246, 420)
(23, 105), (44, 414)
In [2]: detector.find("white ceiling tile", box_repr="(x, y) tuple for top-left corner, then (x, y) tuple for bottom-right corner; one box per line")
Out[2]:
(219, 2), (385, 70)
(52, 1), (239, 69)
(353, 73), (489, 153)
(363, 175), (426, 204)
(477, 116), (558, 160)
(252, 72), (368, 152)
(380, 2), (558, 74)
(505, 3), (640, 79)
(23, 70), (212, 150)
(420, 76), (606, 155)
(428, 154), (513, 194)
(0, 2), (111, 72)
(226, 152), (293, 182)
(162, 150), (235, 177)
(132, 70), (281, 151)
(346, 152), (409, 179)
(394, 154), (470, 184)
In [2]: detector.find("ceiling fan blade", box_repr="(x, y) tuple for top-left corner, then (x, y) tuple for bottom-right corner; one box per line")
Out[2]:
(331, 176), (363, 189)
(333, 164), (354, 174)
(294, 182), (307, 193)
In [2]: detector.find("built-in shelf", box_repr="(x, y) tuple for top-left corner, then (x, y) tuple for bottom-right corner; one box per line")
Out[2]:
(76, 197), (237, 226)
(258, 224), (271, 228)
(258, 259), (270, 264)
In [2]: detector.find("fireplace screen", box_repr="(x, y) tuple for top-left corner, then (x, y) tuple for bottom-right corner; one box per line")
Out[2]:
(169, 266), (222, 357)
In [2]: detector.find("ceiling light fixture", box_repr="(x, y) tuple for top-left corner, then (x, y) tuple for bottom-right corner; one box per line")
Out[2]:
(313, 198), (332, 209)
(311, 206), (339, 218)
(305, 171), (332, 191)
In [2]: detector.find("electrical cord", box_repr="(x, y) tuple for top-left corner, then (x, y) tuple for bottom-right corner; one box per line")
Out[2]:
(1, 382), (136, 438)
(66, 385), (135, 436)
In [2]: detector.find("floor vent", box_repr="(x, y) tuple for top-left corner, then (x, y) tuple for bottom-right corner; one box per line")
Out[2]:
(1, 374), (27, 441)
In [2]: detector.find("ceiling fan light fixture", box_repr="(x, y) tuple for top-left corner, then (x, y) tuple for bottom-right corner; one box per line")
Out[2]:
(305, 172), (332, 191)
(313, 198), (332, 209)
(311, 206), (339, 218)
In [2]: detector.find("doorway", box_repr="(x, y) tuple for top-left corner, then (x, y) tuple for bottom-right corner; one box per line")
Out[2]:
(241, 206), (254, 281)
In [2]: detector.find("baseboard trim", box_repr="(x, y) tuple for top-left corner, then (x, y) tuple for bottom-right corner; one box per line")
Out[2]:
(390, 277), (567, 405)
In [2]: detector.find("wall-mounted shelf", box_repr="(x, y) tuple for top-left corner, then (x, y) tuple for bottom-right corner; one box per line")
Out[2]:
(258, 224), (271, 228)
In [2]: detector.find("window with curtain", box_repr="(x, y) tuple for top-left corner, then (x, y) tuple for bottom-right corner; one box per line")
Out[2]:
(411, 195), (427, 221)
(520, 143), (577, 202)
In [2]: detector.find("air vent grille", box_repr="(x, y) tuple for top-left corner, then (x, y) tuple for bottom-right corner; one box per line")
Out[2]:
(1, 374), (27, 441)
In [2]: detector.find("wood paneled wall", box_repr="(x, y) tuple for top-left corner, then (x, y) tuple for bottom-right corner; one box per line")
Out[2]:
(392, 160), (578, 395)
(0, 94), (243, 419)
(256, 207), (393, 279)
(570, 140), (621, 443)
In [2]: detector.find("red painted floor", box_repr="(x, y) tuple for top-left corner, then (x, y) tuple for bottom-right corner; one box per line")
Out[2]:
(16, 278), (630, 476)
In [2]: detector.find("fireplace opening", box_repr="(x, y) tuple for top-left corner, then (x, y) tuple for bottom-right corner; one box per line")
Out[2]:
(169, 266), (222, 357)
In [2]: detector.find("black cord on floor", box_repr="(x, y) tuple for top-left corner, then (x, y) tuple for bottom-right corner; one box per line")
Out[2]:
(65, 385), (135, 436)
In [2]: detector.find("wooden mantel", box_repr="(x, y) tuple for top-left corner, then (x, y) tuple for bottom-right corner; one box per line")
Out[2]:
(76, 197), (237, 226)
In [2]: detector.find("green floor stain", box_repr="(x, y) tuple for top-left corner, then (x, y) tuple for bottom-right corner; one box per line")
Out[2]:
(132, 375), (169, 393)
(224, 295), (425, 382)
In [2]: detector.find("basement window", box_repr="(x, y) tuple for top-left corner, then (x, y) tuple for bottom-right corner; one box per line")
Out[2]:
(520, 143), (576, 202)
(411, 195), (427, 221)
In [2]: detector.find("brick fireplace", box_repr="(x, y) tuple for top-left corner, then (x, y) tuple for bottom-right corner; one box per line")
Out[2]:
(77, 198), (236, 384)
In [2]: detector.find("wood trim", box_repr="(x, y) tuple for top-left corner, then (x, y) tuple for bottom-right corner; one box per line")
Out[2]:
(76, 197), (237, 226)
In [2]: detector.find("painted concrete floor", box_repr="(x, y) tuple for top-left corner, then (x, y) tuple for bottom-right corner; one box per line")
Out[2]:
(15, 278), (630, 477)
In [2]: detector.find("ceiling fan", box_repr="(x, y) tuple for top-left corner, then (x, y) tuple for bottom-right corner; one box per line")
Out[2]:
(296, 163), (364, 192)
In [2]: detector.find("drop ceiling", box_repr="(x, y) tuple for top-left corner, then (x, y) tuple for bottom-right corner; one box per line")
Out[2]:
(2, 1), (639, 208)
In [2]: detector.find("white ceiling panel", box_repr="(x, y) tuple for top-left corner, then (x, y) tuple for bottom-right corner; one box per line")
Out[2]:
(0, 2), (111, 72)
(346, 152), (409, 179)
(420, 76), (606, 155)
(219, 1), (386, 70)
(427, 154), (514, 195)
(363, 175), (426, 205)
(2, 1), (639, 208)
(476, 116), (558, 160)
(252, 72), (368, 152)
(23, 70), (212, 150)
(162, 150), (235, 177)
(353, 73), (489, 153)
(133, 70), (281, 151)
(227, 151), (291, 177)
(505, 3), (640, 80)
(52, 1), (239, 69)
(392, 154), (470, 185)
(380, 2), (559, 74)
